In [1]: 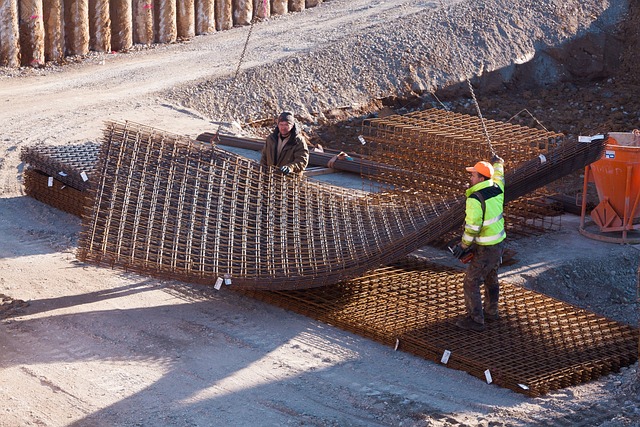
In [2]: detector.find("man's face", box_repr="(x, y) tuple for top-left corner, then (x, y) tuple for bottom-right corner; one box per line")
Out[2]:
(469, 171), (485, 186)
(278, 120), (294, 136)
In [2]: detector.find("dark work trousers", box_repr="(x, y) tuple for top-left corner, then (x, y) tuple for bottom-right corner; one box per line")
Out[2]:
(462, 241), (505, 324)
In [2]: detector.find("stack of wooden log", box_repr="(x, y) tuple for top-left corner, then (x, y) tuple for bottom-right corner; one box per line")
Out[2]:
(0, 0), (324, 67)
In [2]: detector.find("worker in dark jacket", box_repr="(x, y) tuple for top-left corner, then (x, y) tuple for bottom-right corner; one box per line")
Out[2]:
(452, 155), (506, 332)
(260, 111), (309, 177)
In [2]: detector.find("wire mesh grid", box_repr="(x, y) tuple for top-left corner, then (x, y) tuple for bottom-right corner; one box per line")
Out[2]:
(239, 256), (638, 397)
(75, 120), (605, 290)
(21, 142), (100, 192)
(361, 108), (566, 235)
(23, 170), (89, 217)
(23, 117), (625, 397)
(77, 121), (462, 289)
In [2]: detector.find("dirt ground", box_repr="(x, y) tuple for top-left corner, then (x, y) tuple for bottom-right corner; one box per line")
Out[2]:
(1, 0), (639, 426)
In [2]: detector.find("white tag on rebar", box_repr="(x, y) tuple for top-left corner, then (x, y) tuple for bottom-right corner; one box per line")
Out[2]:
(538, 154), (547, 164)
(224, 274), (232, 285)
(578, 135), (592, 143)
(518, 384), (529, 390)
(394, 338), (399, 351)
(484, 369), (493, 384)
(58, 171), (67, 177)
(214, 277), (223, 290)
(441, 350), (451, 364)
(47, 177), (53, 187)
(358, 135), (367, 145)
(80, 171), (89, 182)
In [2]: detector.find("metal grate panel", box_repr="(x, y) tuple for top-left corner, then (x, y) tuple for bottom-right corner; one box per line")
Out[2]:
(23, 169), (88, 217)
(21, 142), (100, 191)
(361, 108), (566, 235)
(238, 256), (638, 397)
(77, 121), (459, 289)
(76, 120), (605, 290)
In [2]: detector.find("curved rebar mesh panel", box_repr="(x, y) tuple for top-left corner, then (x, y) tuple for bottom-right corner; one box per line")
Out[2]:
(77, 121), (461, 289)
(77, 121), (605, 290)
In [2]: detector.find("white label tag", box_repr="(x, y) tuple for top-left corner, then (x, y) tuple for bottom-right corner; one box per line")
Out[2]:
(47, 177), (53, 187)
(538, 154), (547, 164)
(441, 350), (451, 364)
(214, 277), (223, 290)
(394, 338), (399, 351)
(518, 383), (529, 390)
(80, 171), (89, 182)
(578, 135), (592, 143)
(604, 150), (615, 159)
(224, 274), (232, 285)
(358, 135), (367, 145)
(484, 369), (493, 384)
(58, 171), (68, 177)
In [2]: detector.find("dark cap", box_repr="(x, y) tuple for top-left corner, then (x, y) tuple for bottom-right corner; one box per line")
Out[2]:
(278, 111), (295, 124)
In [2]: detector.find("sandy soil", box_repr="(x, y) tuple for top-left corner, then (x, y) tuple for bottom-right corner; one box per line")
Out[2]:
(1, 0), (639, 426)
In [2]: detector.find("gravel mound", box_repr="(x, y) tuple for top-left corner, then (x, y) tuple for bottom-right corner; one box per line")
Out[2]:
(166, 0), (627, 125)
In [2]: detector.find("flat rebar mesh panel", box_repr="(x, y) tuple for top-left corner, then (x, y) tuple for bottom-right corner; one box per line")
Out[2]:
(77, 121), (461, 289)
(23, 170), (88, 217)
(239, 256), (638, 397)
(21, 142), (100, 191)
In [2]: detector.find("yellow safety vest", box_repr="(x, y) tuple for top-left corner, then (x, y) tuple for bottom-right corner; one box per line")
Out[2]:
(462, 162), (506, 246)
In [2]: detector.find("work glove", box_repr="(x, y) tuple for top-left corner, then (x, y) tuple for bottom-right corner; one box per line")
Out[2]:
(491, 153), (504, 164)
(327, 152), (352, 168)
(280, 165), (291, 175)
(451, 243), (466, 259)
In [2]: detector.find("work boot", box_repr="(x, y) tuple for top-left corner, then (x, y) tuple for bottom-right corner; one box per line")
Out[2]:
(484, 311), (500, 321)
(455, 316), (486, 332)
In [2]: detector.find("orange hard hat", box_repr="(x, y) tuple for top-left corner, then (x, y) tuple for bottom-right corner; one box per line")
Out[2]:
(465, 161), (494, 178)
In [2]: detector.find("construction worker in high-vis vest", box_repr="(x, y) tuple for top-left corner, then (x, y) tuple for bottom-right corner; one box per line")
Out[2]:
(451, 154), (506, 332)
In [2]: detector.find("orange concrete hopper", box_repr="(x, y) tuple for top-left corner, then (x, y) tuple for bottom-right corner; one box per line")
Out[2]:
(580, 132), (640, 243)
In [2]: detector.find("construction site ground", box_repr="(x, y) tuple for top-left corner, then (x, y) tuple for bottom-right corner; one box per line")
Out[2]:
(1, 0), (639, 426)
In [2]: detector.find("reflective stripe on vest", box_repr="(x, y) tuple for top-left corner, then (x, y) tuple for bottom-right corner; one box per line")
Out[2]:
(475, 229), (506, 244)
(483, 213), (503, 227)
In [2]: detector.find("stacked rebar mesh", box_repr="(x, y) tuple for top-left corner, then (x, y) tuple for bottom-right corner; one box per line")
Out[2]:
(361, 109), (564, 191)
(77, 120), (606, 290)
(21, 142), (100, 217)
(361, 109), (566, 236)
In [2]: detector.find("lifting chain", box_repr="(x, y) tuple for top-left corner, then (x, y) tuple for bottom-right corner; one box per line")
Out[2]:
(507, 108), (550, 131)
(437, 0), (496, 157)
(214, 0), (268, 142)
